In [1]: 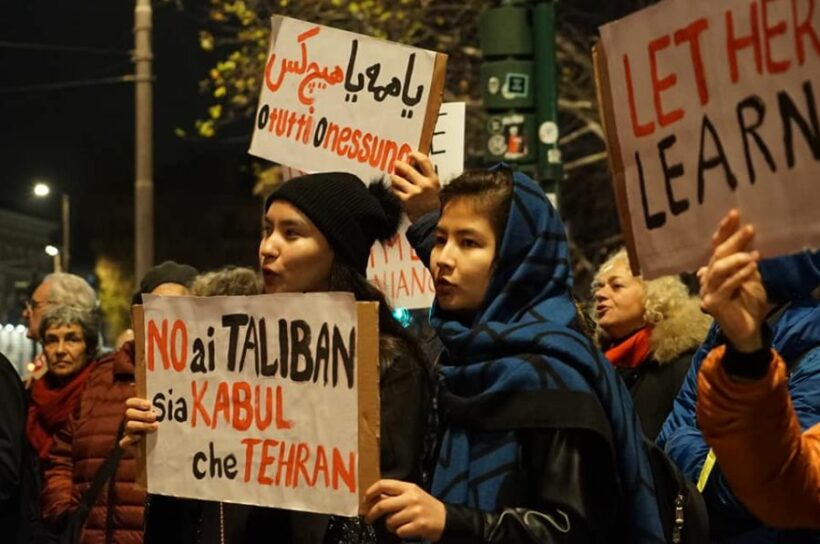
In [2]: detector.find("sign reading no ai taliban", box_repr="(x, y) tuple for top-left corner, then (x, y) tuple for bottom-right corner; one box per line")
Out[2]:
(249, 16), (447, 182)
(597, 0), (819, 278)
(135, 293), (380, 517)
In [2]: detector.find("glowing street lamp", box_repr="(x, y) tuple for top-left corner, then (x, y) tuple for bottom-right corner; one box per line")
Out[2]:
(33, 182), (51, 197)
(33, 182), (71, 272)
(44, 245), (61, 272)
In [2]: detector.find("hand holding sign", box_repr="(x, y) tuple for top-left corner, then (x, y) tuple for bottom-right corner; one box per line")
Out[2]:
(362, 479), (446, 541)
(120, 397), (158, 448)
(390, 151), (441, 223)
(698, 210), (769, 353)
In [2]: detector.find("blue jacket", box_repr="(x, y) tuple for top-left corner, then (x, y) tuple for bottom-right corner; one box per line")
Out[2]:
(657, 251), (820, 542)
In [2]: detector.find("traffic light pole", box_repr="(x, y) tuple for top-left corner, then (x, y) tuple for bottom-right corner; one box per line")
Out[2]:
(479, 0), (563, 205)
(532, 1), (562, 203)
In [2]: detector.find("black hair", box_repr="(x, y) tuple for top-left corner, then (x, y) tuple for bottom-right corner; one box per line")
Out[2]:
(328, 262), (432, 378)
(439, 169), (514, 252)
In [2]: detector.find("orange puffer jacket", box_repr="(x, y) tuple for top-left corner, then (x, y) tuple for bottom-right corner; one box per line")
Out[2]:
(42, 342), (145, 544)
(697, 345), (820, 530)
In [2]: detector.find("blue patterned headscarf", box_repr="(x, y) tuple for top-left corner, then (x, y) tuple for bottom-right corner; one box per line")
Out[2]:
(429, 169), (665, 542)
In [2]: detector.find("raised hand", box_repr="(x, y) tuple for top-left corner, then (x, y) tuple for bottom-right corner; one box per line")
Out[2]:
(698, 210), (769, 353)
(390, 151), (441, 223)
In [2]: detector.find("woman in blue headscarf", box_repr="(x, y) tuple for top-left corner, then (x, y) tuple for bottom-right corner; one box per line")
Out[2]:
(363, 163), (665, 543)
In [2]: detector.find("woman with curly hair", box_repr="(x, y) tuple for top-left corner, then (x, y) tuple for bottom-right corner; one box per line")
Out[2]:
(592, 249), (711, 439)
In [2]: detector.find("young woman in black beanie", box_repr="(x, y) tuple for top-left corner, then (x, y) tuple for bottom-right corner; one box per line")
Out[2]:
(123, 172), (433, 544)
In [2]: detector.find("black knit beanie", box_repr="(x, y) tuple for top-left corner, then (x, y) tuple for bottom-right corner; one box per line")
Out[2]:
(131, 260), (199, 305)
(264, 172), (402, 275)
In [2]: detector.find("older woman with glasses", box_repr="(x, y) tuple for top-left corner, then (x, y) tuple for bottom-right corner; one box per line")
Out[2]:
(21, 273), (97, 388)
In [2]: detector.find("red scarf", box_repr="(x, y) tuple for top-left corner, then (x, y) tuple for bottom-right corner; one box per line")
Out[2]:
(605, 327), (653, 370)
(26, 361), (95, 461)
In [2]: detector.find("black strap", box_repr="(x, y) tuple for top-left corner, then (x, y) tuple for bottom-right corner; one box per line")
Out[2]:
(80, 419), (126, 511)
(74, 419), (126, 543)
(104, 433), (121, 544)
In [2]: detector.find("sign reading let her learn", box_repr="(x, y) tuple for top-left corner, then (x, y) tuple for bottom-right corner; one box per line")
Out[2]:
(249, 16), (447, 181)
(135, 293), (380, 517)
(597, 0), (819, 278)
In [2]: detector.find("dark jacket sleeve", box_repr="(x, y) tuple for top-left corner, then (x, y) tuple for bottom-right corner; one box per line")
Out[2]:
(656, 323), (723, 449)
(379, 352), (429, 485)
(405, 211), (439, 270)
(377, 349), (431, 544)
(0, 357), (25, 503)
(439, 429), (618, 543)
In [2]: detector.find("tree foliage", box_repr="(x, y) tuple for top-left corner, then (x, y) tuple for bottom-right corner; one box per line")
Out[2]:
(94, 257), (134, 345)
(190, 0), (660, 289)
(191, 0), (489, 154)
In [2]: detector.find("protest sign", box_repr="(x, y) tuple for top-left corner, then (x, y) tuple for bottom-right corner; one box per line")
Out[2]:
(429, 102), (467, 184)
(368, 102), (466, 310)
(597, 0), (819, 278)
(276, 103), (466, 310)
(249, 16), (448, 182)
(134, 293), (379, 517)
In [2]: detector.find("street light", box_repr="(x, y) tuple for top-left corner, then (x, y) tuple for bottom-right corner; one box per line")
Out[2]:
(33, 183), (51, 197)
(32, 182), (71, 272)
(44, 245), (61, 272)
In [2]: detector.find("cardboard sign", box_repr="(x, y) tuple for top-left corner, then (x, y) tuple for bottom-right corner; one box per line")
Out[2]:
(597, 0), (820, 278)
(134, 294), (379, 517)
(249, 16), (447, 181)
(277, 104), (466, 310)
(428, 102), (467, 184)
(369, 102), (466, 310)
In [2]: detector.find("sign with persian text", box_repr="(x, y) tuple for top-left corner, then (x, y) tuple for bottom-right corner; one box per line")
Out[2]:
(368, 102), (465, 309)
(249, 16), (447, 181)
(279, 103), (466, 309)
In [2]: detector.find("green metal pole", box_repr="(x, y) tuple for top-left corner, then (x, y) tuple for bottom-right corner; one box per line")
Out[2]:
(532, 0), (562, 204)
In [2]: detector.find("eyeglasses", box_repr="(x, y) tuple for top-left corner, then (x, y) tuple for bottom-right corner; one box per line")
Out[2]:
(25, 299), (49, 313)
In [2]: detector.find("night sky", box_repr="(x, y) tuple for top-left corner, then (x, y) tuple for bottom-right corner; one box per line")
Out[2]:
(1, 1), (260, 277)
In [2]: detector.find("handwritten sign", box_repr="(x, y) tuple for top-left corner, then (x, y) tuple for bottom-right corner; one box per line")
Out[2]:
(369, 102), (466, 309)
(429, 102), (467, 184)
(278, 104), (465, 310)
(249, 16), (447, 182)
(597, 0), (820, 278)
(134, 293), (379, 516)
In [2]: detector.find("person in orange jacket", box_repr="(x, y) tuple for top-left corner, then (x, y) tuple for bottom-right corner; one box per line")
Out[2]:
(696, 209), (820, 530)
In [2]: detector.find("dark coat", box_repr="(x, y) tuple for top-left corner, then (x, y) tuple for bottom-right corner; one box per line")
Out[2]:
(0, 353), (39, 544)
(618, 351), (693, 440)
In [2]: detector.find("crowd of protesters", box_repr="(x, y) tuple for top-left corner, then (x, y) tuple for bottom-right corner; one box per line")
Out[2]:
(1, 156), (817, 543)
